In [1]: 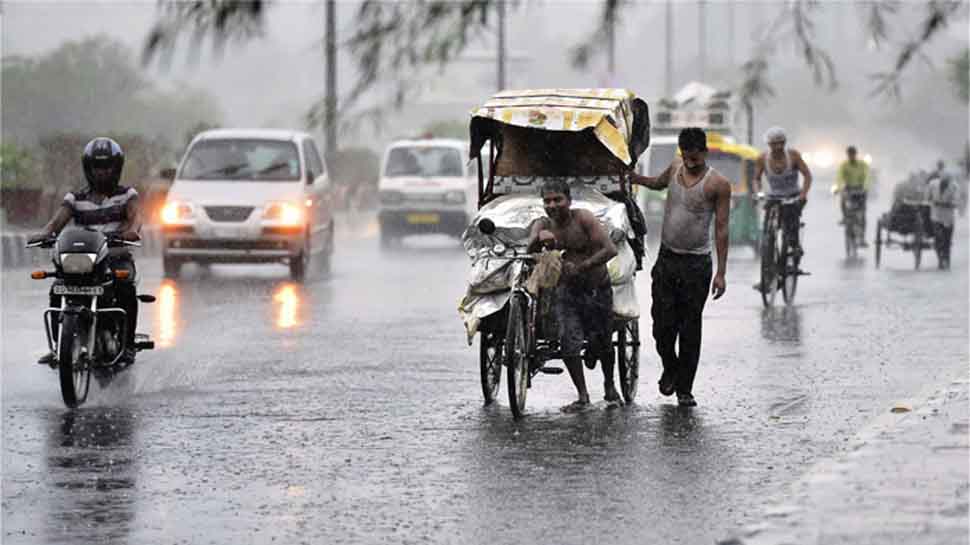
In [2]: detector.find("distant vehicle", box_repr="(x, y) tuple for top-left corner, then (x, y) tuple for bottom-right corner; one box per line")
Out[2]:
(377, 137), (478, 249)
(634, 134), (677, 231)
(160, 129), (335, 281)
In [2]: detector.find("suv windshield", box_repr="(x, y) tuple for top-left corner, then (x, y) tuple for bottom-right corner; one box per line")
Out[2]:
(384, 146), (464, 178)
(180, 139), (302, 181)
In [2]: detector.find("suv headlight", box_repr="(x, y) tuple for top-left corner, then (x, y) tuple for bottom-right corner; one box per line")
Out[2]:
(60, 253), (96, 274)
(444, 190), (466, 204)
(161, 200), (195, 224)
(263, 201), (305, 226)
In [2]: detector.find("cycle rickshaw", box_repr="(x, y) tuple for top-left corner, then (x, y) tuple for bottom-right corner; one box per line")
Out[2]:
(874, 198), (934, 269)
(458, 88), (650, 418)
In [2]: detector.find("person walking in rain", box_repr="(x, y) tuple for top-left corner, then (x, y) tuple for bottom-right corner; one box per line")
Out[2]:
(927, 171), (959, 270)
(629, 127), (732, 407)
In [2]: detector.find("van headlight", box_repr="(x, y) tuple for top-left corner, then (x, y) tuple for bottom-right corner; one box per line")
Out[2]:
(263, 201), (305, 226)
(444, 190), (466, 204)
(492, 242), (507, 255)
(60, 253), (96, 274)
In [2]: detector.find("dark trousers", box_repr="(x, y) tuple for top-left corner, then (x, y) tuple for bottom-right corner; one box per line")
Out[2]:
(651, 247), (713, 395)
(934, 222), (954, 266)
(49, 256), (138, 346)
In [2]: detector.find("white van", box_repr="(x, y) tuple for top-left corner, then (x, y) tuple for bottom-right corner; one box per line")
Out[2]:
(160, 129), (335, 280)
(376, 138), (477, 249)
(635, 134), (679, 228)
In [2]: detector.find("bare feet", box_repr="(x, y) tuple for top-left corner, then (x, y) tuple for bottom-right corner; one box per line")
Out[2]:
(561, 399), (592, 413)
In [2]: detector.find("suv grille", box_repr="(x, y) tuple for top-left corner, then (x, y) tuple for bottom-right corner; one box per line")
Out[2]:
(205, 206), (253, 222)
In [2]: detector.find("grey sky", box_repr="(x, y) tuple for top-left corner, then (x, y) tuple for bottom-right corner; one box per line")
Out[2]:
(3, 1), (967, 175)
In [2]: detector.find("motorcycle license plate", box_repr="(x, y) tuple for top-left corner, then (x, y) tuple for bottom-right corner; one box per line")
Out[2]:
(406, 213), (440, 225)
(53, 285), (104, 296)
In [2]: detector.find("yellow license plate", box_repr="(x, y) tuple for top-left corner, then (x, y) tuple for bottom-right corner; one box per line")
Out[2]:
(406, 213), (440, 225)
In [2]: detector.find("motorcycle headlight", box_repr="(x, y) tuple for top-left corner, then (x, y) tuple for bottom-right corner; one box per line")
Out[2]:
(60, 253), (96, 274)
(263, 201), (305, 226)
(444, 190), (466, 204)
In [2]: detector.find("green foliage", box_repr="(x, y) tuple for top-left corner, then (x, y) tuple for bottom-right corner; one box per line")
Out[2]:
(948, 48), (969, 103)
(2, 35), (223, 150)
(0, 144), (40, 190)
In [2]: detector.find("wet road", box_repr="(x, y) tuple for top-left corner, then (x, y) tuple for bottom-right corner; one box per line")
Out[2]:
(3, 194), (967, 544)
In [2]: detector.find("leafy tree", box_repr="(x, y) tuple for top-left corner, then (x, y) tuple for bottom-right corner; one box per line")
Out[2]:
(144, 0), (968, 119)
(0, 144), (40, 190)
(948, 48), (969, 103)
(3, 35), (223, 150)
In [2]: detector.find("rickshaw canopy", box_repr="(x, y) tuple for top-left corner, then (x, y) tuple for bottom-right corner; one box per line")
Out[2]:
(469, 88), (650, 176)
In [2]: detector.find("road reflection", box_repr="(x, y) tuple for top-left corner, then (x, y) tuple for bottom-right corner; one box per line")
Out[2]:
(761, 306), (802, 343)
(457, 405), (728, 542)
(43, 408), (137, 544)
(273, 283), (302, 329)
(156, 280), (179, 348)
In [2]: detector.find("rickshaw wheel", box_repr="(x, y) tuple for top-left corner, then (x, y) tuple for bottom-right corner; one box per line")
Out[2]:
(479, 330), (502, 405)
(874, 221), (883, 268)
(616, 320), (640, 404)
(505, 294), (529, 419)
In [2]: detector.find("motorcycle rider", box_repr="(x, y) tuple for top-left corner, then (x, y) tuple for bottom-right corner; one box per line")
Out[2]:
(834, 145), (871, 246)
(31, 137), (142, 366)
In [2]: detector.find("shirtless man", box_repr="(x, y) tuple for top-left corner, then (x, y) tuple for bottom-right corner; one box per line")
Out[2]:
(629, 127), (731, 407)
(527, 179), (618, 412)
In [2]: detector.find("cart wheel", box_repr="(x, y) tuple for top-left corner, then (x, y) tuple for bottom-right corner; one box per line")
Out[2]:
(844, 221), (855, 259)
(874, 220), (882, 268)
(479, 330), (502, 405)
(505, 294), (529, 419)
(616, 320), (640, 404)
(913, 216), (924, 270)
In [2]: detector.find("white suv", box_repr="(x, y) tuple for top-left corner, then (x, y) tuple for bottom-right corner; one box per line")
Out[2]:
(160, 129), (335, 280)
(377, 138), (477, 249)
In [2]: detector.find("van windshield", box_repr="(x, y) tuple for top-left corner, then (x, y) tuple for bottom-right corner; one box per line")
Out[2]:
(180, 139), (302, 181)
(384, 146), (464, 178)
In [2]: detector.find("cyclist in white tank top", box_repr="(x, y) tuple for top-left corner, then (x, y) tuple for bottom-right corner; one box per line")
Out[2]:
(752, 127), (814, 259)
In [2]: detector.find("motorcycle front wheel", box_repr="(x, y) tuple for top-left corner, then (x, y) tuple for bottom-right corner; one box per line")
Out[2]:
(58, 314), (91, 408)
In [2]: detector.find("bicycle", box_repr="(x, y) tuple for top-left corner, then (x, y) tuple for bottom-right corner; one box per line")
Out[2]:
(758, 194), (804, 307)
(842, 189), (867, 259)
(476, 218), (640, 419)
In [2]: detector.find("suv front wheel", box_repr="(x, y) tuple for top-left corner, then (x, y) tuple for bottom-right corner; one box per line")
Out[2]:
(289, 232), (310, 281)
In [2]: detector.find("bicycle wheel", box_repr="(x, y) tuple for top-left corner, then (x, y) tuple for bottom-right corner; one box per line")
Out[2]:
(479, 330), (502, 405)
(844, 221), (855, 259)
(58, 314), (91, 409)
(616, 320), (640, 404)
(760, 208), (780, 307)
(505, 294), (529, 419)
(782, 236), (799, 305)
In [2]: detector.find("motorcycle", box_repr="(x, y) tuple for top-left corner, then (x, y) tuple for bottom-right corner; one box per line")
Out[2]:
(26, 227), (155, 408)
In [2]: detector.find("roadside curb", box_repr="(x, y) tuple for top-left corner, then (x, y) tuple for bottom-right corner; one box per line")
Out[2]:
(719, 370), (969, 545)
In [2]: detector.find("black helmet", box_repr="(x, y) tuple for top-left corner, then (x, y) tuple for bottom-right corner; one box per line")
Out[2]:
(82, 137), (125, 192)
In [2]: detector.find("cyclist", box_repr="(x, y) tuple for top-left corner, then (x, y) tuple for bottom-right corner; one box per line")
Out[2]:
(752, 127), (813, 257)
(834, 145), (871, 246)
